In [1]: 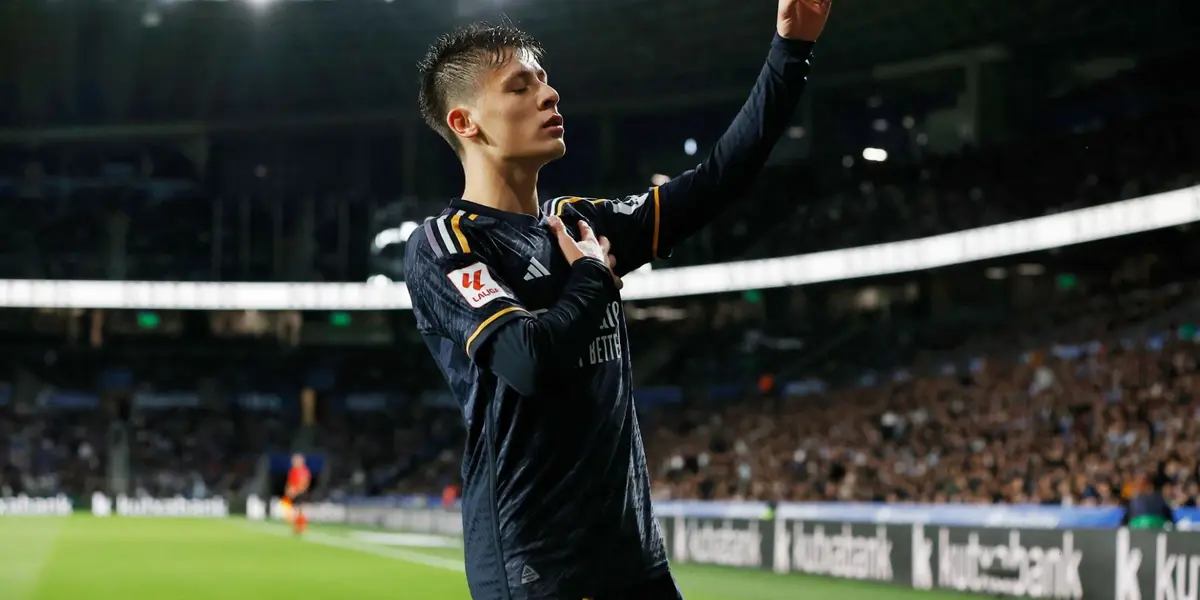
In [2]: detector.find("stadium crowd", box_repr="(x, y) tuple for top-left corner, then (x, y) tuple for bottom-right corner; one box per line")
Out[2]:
(646, 315), (1200, 507)
(125, 406), (267, 499)
(0, 408), (106, 499)
(1, 46), (1198, 510)
(7, 278), (1200, 510)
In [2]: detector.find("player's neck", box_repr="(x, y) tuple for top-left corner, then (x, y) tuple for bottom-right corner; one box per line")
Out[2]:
(461, 156), (541, 217)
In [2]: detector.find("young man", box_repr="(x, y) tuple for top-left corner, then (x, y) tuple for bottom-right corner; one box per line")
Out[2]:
(407, 2), (830, 598)
(283, 453), (311, 535)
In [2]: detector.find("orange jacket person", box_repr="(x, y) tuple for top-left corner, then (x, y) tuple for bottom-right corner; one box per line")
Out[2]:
(284, 454), (311, 535)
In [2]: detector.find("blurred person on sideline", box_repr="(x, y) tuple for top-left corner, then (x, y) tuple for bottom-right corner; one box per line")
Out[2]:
(282, 454), (311, 535)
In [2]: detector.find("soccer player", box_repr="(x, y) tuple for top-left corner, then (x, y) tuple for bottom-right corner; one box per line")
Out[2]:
(406, 2), (830, 598)
(283, 453), (311, 535)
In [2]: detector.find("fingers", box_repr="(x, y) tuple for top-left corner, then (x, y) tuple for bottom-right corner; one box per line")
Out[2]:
(548, 216), (577, 257)
(606, 252), (623, 290)
(609, 262), (624, 290)
(549, 215), (572, 243)
(548, 216), (598, 245)
(578, 220), (596, 243)
(547, 220), (620, 284)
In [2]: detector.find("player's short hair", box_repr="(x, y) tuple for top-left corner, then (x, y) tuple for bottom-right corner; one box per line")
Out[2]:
(417, 22), (545, 154)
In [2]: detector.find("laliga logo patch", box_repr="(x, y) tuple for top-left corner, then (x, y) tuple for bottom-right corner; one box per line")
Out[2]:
(449, 263), (511, 308)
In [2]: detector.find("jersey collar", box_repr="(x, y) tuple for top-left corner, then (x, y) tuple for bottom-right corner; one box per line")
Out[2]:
(449, 197), (545, 228)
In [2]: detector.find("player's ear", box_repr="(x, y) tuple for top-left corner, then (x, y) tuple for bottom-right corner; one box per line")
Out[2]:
(447, 106), (479, 140)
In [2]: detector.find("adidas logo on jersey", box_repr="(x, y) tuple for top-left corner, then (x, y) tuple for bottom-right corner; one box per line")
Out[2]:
(523, 257), (550, 281)
(520, 564), (540, 584)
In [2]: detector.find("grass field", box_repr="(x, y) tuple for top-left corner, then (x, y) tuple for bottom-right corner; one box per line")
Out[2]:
(0, 517), (980, 600)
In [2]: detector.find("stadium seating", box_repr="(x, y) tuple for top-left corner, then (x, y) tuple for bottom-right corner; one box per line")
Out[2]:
(4, 237), (1199, 508)
(1, 38), (1198, 512)
(2, 48), (1197, 282)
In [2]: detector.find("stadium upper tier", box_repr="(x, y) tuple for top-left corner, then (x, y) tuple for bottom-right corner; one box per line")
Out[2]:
(0, 108), (1195, 283)
(659, 112), (1198, 269)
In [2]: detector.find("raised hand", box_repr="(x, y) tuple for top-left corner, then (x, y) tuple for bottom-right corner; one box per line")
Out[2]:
(777, 0), (831, 41)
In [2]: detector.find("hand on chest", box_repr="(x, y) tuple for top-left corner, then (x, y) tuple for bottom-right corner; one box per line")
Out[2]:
(502, 220), (589, 307)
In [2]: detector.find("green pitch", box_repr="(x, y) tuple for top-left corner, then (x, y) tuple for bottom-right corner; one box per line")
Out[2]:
(0, 517), (978, 600)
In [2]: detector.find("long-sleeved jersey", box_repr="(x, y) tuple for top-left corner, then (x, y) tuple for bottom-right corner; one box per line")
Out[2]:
(405, 34), (815, 600)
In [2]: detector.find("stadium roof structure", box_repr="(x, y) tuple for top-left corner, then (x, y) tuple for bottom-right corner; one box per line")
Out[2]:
(0, 0), (1184, 130)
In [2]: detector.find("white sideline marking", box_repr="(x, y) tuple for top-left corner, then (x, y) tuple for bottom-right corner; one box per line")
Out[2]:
(252, 524), (465, 573)
(0, 518), (66, 600)
(350, 531), (463, 548)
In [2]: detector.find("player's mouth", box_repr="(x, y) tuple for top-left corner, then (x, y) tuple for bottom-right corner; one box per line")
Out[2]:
(542, 114), (565, 136)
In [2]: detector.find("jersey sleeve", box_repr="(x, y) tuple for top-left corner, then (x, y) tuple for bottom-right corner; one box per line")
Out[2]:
(547, 193), (669, 277)
(405, 224), (530, 360)
(548, 36), (814, 275)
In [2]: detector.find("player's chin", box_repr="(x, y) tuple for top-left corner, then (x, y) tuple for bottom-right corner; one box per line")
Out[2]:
(545, 138), (567, 160)
(521, 139), (566, 164)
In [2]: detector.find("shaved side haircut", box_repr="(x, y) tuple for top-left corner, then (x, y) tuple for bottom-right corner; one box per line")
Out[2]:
(417, 22), (545, 153)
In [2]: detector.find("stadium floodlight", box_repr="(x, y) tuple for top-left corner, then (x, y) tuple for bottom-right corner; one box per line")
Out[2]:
(862, 147), (888, 162)
(683, 138), (698, 156)
(246, 0), (275, 10)
(371, 221), (420, 252)
(398, 220), (420, 241)
(371, 229), (403, 251)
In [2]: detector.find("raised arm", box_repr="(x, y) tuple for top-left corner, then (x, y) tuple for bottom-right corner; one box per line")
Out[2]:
(567, 0), (831, 274)
(654, 32), (816, 244)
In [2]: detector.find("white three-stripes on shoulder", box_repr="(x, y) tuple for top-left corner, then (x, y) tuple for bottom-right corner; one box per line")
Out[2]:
(434, 216), (458, 254)
(432, 210), (472, 255)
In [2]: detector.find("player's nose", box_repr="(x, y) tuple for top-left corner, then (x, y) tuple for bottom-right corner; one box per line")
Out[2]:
(538, 84), (560, 112)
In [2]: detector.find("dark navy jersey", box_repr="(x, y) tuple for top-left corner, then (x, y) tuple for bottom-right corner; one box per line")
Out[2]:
(405, 33), (816, 600)
(405, 193), (670, 600)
